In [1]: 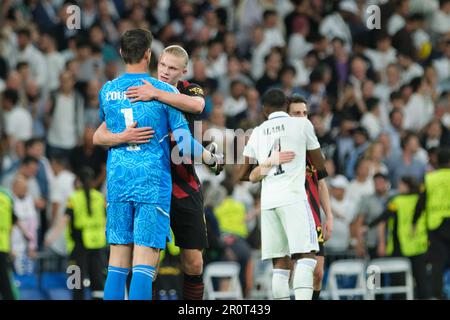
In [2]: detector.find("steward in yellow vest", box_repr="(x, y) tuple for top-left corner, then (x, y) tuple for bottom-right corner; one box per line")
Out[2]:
(368, 176), (429, 299)
(45, 168), (106, 300)
(0, 187), (19, 300)
(412, 147), (450, 299)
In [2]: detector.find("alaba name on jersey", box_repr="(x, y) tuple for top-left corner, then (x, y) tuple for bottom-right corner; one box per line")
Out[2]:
(243, 111), (320, 210)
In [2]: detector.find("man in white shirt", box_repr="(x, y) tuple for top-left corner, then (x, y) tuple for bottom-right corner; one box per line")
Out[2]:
(2, 89), (33, 143)
(430, 0), (450, 36)
(364, 32), (397, 74)
(15, 28), (47, 89)
(403, 76), (435, 132)
(46, 70), (84, 158)
(387, 0), (409, 36)
(39, 32), (65, 94)
(46, 155), (76, 256)
(325, 175), (355, 253)
(398, 51), (424, 85)
(243, 89), (327, 300)
(319, 0), (358, 52)
(432, 40), (450, 84)
(346, 159), (375, 210)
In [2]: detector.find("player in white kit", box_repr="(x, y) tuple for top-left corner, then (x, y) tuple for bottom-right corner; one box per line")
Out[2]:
(243, 89), (327, 300)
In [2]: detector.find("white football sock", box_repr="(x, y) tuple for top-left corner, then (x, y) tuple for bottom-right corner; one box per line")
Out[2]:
(272, 269), (291, 300)
(293, 258), (317, 300)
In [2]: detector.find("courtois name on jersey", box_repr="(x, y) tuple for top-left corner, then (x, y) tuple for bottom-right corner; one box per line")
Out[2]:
(99, 73), (187, 206)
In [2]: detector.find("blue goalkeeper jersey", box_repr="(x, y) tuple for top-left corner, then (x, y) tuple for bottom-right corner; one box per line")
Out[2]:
(99, 72), (188, 206)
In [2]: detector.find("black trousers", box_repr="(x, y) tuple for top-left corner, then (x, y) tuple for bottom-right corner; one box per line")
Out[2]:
(410, 254), (429, 299)
(69, 246), (106, 300)
(0, 252), (16, 300)
(388, 253), (429, 300)
(427, 219), (450, 299)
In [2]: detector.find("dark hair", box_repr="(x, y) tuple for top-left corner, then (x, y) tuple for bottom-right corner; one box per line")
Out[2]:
(400, 176), (420, 194)
(389, 109), (402, 120)
(373, 173), (389, 181)
(3, 89), (19, 105)
(50, 154), (70, 168)
(222, 178), (235, 196)
(76, 37), (91, 49)
(331, 37), (345, 46)
(390, 90), (402, 102)
(16, 61), (29, 70)
(21, 156), (39, 167)
(401, 131), (418, 149)
(25, 138), (44, 150)
(264, 50), (280, 63)
(407, 13), (425, 22)
(287, 94), (307, 113)
(366, 97), (380, 112)
(120, 28), (153, 64)
(263, 9), (277, 20)
(395, 0), (409, 8)
(376, 30), (390, 42)
(309, 68), (323, 83)
(397, 49), (414, 60)
(409, 76), (423, 93)
(280, 65), (296, 76)
(262, 89), (286, 109)
(78, 167), (95, 216)
(440, 0), (450, 8)
(230, 79), (245, 89)
(437, 147), (450, 167)
(353, 127), (369, 142)
(17, 27), (31, 38)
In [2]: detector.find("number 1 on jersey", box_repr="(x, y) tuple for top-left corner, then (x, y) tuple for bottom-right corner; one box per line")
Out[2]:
(268, 138), (285, 176)
(120, 108), (140, 151)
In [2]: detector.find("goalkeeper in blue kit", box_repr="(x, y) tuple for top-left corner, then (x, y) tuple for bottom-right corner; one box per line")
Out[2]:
(99, 29), (221, 300)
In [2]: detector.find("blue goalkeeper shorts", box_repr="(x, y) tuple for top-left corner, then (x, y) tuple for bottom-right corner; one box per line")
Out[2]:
(106, 202), (171, 249)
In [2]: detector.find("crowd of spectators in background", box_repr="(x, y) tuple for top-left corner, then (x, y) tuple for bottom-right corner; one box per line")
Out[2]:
(0, 0), (449, 299)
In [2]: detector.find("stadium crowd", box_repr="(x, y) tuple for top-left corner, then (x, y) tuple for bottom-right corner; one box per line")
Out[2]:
(0, 0), (449, 300)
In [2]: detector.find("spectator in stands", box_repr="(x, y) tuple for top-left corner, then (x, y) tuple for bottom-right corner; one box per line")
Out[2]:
(39, 32), (65, 93)
(24, 138), (52, 248)
(352, 173), (393, 259)
(345, 127), (370, 179)
(15, 28), (46, 89)
(2, 89), (33, 144)
(403, 77), (435, 132)
(214, 179), (253, 298)
(347, 158), (375, 210)
(10, 175), (38, 269)
(255, 49), (282, 95)
(388, 132), (427, 189)
(45, 70), (84, 159)
(325, 175), (355, 257)
(47, 155), (75, 257)
(70, 127), (107, 190)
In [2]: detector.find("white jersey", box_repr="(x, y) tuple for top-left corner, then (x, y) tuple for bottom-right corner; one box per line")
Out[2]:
(243, 111), (320, 210)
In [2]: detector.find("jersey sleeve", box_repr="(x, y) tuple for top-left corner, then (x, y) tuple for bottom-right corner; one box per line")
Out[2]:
(304, 119), (320, 150)
(179, 81), (205, 98)
(98, 86), (106, 122)
(243, 128), (258, 160)
(167, 103), (204, 157)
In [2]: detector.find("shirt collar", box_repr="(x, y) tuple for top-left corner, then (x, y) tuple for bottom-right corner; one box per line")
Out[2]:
(268, 111), (290, 120)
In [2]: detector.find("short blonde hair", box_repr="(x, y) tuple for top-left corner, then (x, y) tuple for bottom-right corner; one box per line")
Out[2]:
(161, 45), (189, 67)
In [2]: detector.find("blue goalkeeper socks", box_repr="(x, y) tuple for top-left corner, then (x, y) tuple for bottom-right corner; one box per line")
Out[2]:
(129, 265), (156, 300)
(104, 266), (130, 300)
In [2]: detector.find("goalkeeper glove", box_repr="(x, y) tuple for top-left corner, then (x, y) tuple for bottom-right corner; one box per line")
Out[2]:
(205, 142), (224, 175)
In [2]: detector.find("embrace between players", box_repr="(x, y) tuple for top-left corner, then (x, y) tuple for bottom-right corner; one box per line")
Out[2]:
(95, 28), (332, 300)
